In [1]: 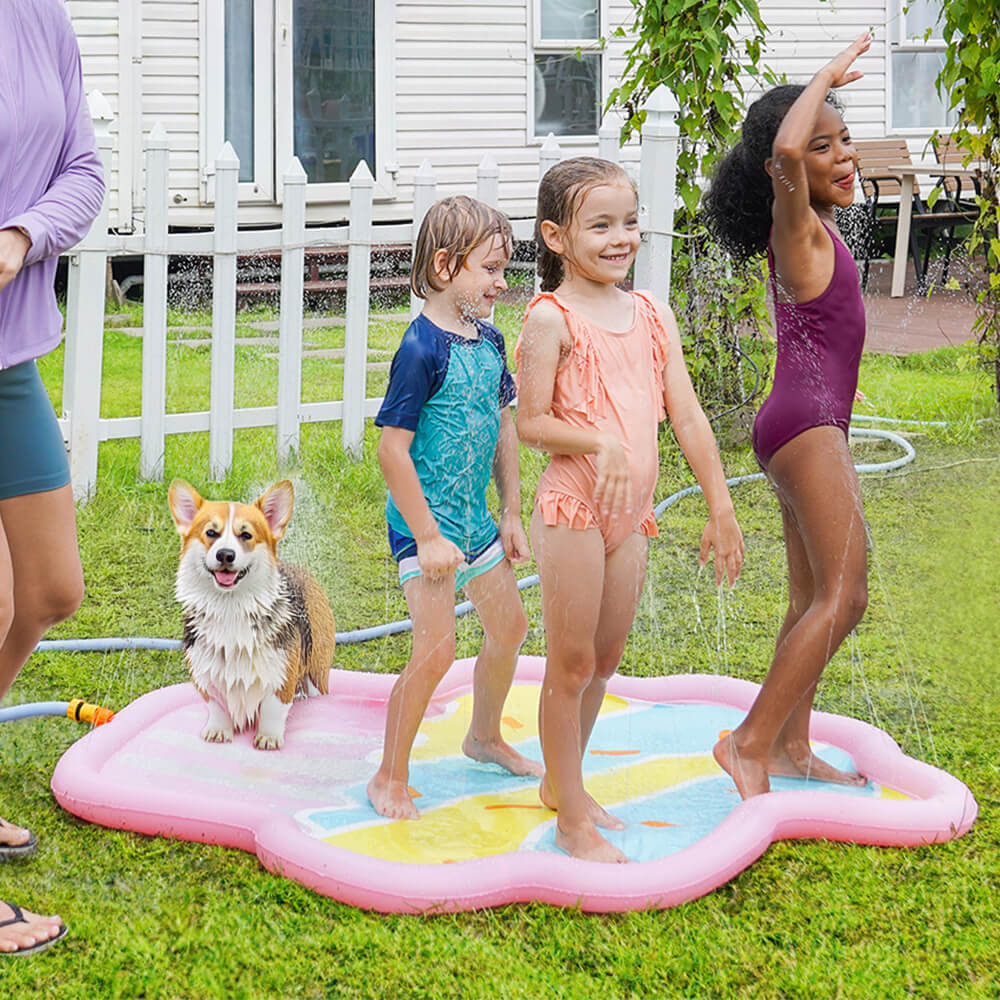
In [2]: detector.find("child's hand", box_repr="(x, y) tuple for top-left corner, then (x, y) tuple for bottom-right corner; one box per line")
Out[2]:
(417, 533), (464, 582)
(823, 32), (871, 89)
(500, 512), (530, 565)
(699, 510), (744, 588)
(594, 434), (633, 520)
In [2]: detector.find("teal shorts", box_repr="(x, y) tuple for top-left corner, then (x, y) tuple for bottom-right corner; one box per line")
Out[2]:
(0, 361), (70, 500)
(389, 526), (506, 592)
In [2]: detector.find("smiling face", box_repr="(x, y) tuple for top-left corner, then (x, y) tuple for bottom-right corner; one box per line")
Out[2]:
(438, 232), (511, 323)
(548, 181), (640, 285)
(803, 102), (858, 210)
(169, 480), (292, 594)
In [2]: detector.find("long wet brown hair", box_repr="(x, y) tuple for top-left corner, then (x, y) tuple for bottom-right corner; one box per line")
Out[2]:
(535, 157), (636, 291)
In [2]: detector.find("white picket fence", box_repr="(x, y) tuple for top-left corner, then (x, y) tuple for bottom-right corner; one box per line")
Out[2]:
(61, 88), (680, 500)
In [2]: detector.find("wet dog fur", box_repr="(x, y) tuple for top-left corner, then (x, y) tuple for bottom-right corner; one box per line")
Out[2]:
(168, 479), (336, 750)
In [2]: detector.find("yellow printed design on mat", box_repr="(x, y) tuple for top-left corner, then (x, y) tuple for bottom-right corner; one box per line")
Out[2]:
(325, 753), (721, 863)
(410, 684), (629, 762)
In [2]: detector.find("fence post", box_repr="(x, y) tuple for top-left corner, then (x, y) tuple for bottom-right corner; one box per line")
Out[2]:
(535, 133), (561, 294)
(476, 153), (499, 207)
(410, 159), (436, 319)
(140, 123), (169, 480)
(342, 161), (375, 458)
(209, 142), (239, 481)
(634, 86), (679, 302)
(64, 89), (113, 501)
(276, 157), (307, 463)
(598, 114), (622, 162)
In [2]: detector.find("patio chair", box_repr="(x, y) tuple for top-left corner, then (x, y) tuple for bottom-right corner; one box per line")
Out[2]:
(931, 132), (983, 210)
(854, 138), (977, 291)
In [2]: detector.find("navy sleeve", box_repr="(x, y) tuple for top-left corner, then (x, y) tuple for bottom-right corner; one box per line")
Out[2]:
(375, 317), (448, 430)
(480, 321), (516, 409)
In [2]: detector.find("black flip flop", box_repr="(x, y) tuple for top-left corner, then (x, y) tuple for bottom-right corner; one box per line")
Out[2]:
(0, 822), (38, 861)
(0, 902), (68, 956)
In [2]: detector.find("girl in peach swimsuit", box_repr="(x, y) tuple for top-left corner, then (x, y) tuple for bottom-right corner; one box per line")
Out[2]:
(516, 157), (744, 864)
(521, 289), (666, 555)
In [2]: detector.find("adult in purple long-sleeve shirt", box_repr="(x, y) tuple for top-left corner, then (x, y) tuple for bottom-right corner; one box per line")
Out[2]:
(0, 0), (104, 957)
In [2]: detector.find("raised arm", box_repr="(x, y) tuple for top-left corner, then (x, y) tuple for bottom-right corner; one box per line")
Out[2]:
(769, 33), (870, 290)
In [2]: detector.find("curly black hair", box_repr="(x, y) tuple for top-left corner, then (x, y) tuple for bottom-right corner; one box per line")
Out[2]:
(701, 85), (843, 262)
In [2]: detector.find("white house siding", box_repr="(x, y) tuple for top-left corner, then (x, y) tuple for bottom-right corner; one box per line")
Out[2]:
(66, 1), (122, 217)
(748, 0), (887, 138)
(752, 1), (938, 157)
(68, 0), (934, 230)
(391, 0), (640, 223)
(141, 1), (201, 215)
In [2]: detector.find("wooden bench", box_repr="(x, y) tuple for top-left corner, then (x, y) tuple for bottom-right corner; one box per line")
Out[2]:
(854, 138), (976, 290)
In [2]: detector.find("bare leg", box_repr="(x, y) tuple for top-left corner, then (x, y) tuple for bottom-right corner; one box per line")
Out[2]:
(764, 499), (864, 786)
(0, 901), (64, 955)
(573, 531), (649, 831)
(0, 487), (83, 885)
(532, 512), (626, 863)
(714, 427), (868, 798)
(580, 531), (649, 751)
(0, 486), (84, 699)
(461, 561), (541, 777)
(367, 573), (457, 820)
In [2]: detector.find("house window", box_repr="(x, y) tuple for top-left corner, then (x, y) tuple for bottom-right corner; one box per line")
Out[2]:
(209, 0), (274, 201)
(224, 0), (255, 183)
(889, 0), (959, 131)
(206, 0), (392, 205)
(533, 0), (602, 138)
(292, 0), (375, 184)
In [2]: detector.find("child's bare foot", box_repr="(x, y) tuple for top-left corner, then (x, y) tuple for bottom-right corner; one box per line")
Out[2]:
(462, 733), (544, 778)
(0, 901), (66, 955)
(713, 733), (770, 799)
(539, 777), (625, 830)
(554, 821), (627, 863)
(367, 773), (420, 820)
(769, 743), (867, 786)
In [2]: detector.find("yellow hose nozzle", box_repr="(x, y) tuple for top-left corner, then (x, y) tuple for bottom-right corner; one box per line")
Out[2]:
(66, 699), (115, 726)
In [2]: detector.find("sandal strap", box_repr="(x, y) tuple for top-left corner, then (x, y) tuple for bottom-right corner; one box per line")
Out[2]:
(0, 901), (26, 929)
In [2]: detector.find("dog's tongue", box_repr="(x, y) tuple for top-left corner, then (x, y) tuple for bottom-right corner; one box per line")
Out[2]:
(214, 570), (238, 588)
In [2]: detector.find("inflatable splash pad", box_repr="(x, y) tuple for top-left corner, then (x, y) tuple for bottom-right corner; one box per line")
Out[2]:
(51, 657), (976, 913)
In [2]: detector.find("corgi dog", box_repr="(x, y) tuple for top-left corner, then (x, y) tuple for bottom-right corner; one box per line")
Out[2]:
(168, 479), (336, 750)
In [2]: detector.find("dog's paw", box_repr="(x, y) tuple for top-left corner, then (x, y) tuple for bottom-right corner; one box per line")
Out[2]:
(254, 731), (284, 751)
(201, 725), (234, 743)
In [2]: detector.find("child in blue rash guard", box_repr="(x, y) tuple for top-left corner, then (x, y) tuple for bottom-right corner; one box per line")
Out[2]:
(367, 196), (543, 820)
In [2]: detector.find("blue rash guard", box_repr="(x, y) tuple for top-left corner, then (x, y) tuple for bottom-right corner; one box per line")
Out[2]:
(375, 313), (516, 553)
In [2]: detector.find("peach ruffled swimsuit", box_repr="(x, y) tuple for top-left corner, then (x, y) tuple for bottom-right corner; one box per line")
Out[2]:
(516, 291), (670, 554)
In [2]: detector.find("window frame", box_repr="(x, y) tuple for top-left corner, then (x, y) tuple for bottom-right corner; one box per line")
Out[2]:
(202, 0), (396, 206)
(528, 0), (606, 144)
(885, 0), (955, 136)
(202, 0), (275, 203)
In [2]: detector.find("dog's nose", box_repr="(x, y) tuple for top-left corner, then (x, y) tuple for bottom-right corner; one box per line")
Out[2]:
(216, 548), (236, 566)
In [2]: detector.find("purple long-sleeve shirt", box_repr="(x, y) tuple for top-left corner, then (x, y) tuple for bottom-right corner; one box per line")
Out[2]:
(0, 0), (105, 369)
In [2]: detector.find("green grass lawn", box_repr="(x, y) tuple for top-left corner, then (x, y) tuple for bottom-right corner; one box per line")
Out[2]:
(2, 304), (999, 998)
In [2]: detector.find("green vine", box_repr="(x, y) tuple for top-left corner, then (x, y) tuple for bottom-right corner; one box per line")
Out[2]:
(607, 0), (775, 427)
(938, 0), (1000, 410)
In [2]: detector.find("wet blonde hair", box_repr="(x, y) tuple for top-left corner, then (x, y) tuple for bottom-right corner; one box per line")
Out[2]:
(535, 157), (636, 291)
(411, 195), (514, 298)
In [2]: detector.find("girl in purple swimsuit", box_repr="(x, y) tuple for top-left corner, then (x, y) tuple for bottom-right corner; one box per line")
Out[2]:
(702, 34), (872, 799)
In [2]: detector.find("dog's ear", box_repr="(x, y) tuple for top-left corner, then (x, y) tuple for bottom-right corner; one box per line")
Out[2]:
(257, 480), (294, 540)
(168, 479), (203, 534)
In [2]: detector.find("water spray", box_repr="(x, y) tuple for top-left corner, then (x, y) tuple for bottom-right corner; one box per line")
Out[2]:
(0, 415), (928, 725)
